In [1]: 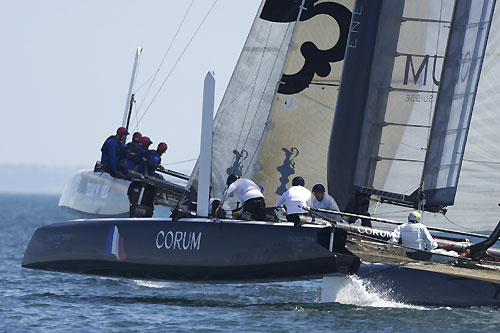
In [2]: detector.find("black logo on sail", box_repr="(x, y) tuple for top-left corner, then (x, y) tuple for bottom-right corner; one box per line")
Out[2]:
(276, 147), (299, 195)
(261, 0), (352, 95)
(227, 149), (248, 177)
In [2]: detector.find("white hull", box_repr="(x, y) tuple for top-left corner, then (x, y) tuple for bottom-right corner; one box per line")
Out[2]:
(59, 169), (130, 216)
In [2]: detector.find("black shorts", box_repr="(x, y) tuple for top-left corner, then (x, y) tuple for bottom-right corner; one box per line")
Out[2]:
(243, 197), (267, 221)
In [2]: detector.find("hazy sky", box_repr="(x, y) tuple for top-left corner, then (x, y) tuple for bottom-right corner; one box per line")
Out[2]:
(1, 0), (261, 174)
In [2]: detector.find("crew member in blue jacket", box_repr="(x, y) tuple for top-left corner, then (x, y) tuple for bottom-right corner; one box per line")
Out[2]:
(129, 136), (152, 172)
(100, 127), (129, 178)
(122, 132), (142, 171)
(138, 142), (168, 177)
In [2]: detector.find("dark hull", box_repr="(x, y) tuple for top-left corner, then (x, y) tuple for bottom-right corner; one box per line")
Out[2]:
(22, 218), (339, 281)
(22, 218), (500, 305)
(357, 264), (500, 306)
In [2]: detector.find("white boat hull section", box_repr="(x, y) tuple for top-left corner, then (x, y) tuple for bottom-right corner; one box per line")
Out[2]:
(59, 169), (130, 216)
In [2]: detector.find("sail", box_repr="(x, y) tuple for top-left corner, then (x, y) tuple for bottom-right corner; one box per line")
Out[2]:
(253, 0), (354, 204)
(188, 0), (355, 204)
(328, 0), (495, 214)
(421, 0), (496, 208)
(186, 0), (296, 199)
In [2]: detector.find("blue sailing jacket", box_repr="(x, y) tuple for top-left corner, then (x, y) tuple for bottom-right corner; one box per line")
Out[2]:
(100, 135), (121, 175)
(137, 150), (162, 175)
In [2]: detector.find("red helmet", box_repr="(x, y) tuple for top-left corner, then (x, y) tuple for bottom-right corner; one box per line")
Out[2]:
(132, 132), (142, 143)
(157, 142), (168, 153)
(116, 127), (129, 136)
(139, 136), (152, 148)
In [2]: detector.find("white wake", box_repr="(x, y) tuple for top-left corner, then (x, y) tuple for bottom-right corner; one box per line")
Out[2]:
(320, 274), (423, 309)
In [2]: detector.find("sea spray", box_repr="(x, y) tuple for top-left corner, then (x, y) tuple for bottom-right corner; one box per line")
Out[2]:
(320, 274), (423, 309)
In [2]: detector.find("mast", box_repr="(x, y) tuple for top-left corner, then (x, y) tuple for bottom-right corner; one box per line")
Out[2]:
(197, 72), (216, 217)
(122, 47), (143, 130)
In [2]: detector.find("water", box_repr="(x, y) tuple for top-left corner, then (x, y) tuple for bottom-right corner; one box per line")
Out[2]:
(1, 194), (499, 332)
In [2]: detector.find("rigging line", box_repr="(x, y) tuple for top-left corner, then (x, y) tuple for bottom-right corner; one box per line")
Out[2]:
(298, 92), (334, 110)
(242, 23), (295, 175)
(134, 75), (154, 94)
(371, 209), (414, 216)
(163, 158), (197, 166)
(400, 141), (426, 152)
(234, 22), (274, 154)
(136, 0), (196, 114)
(136, 0), (218, 127)
(442, 213), (474, 232)
(463, 158), (500, 165)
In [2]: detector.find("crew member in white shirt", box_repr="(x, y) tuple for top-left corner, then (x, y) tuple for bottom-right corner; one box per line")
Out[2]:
(312, 184), (340, 221)
(224, 174), (266, 221)
(276, 176), (311, 227)
(386, 211), (438, 260)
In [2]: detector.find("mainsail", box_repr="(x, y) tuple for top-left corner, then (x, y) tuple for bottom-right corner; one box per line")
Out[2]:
(188, 0), (355, 204)
(328, 0), (496, 218)
(253, 0), (353, 204)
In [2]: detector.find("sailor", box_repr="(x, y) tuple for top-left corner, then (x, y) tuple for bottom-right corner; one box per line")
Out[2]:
(138, 140), (167, 177)
(100, 126), (129, 178)
(146, 142), (168, 176)
(224, 174), (267, 221)
(312, 184), (340, 221)
(347, 192), (372, 227)
(276, 176), (311, 227)
(127, 135), (152, 172)
(120, 132), (142, 164)
(210, 198), (232, 219)
(386, 211), (438, 260)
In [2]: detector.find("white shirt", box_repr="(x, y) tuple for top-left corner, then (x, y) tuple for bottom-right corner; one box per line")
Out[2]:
(387, 222), (438, 251)
(276, 186), (311, 215)
(224, 178), (264, 203)
(313, 193), (340, 221)
(313, 193), (340, 211)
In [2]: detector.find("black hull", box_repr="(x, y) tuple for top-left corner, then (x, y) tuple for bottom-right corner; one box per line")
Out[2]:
(22, 218), (340, 281)
(357, 264), (500, 306)
(23, 218), (500, 305)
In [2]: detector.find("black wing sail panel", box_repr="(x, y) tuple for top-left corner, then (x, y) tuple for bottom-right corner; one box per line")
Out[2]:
(421, 0), (496, 208)
(329, 0), (496, 213)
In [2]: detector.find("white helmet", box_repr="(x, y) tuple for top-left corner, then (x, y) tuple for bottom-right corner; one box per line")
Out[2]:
(408, 211), (421, 223)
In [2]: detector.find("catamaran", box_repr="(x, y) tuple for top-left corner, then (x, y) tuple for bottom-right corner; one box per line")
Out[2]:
(23, 0), (500, 306)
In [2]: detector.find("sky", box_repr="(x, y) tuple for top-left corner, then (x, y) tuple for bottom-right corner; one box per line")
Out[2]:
(1, 0), (261, 174)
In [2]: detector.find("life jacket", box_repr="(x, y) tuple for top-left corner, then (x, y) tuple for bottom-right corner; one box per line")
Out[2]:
(139, 149), (156, 165)
(147, 152), (162, 170)
(125, 142), (143, 163)
(101, 135), (121, 155)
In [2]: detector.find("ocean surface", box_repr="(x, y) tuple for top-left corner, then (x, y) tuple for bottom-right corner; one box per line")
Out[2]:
(1, 193), (499, 332)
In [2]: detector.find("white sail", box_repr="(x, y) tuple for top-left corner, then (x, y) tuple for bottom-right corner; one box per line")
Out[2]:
(253, 0), (354, 204)
(187, 0), (296, 199)
(188, 0), (355, 204)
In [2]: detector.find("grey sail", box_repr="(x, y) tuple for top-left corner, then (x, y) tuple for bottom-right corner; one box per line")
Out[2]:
(328, 0), (496, 219)
(421, 0), (496, 209)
